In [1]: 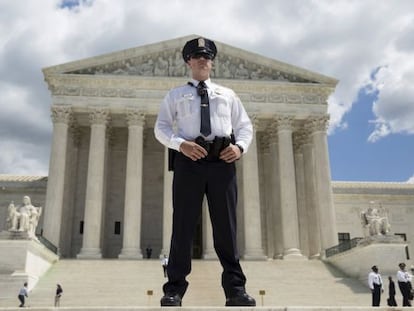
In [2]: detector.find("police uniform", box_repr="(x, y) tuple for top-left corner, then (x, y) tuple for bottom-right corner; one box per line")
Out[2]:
(397, 263), (412, 306)
(154, 37), (255, 307)
(368, 266), (383, 306)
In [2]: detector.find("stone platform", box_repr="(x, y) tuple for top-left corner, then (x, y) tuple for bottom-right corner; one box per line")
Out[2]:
(0, 259), (380, 309)
(0, 307), (412, 311)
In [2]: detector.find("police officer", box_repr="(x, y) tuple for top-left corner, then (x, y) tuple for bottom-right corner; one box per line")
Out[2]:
(154, 37), (255, 307)
(397, 262), (412, 306)
(368, 265), (383, 306)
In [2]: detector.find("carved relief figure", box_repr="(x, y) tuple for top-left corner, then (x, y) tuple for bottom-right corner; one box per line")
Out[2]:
(154, 56), (169, 76)
(169, 52), (185, 76)
(360, 203), (390, 236)
(234, 62), (250, 79)
(220, 60), (233, 78)
(138, 58), (154, 76)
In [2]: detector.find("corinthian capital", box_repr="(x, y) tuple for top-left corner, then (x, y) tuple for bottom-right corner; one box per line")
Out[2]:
(51, 105), (72, 124)
(126, 109), (146, 127)
(292, 131), (305, 153)
(306, 115), (330, 133)
(89, 108), (109, 125)
(274, 115), (294, 131)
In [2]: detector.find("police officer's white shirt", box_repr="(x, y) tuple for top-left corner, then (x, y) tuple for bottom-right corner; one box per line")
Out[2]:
(154, 78), (253, 153)
(397, 270), (412, 283)
(368, 272), (383, 290)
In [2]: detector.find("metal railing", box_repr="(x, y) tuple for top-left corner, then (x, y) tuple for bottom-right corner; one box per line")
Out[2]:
(37, 235), (58, 255)
(325, 237), (363, 258)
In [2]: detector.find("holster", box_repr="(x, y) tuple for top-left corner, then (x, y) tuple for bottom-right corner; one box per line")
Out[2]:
(169, 134), (235, 171)
(196, 136), (232, 161)
(168, 148), (178, 171)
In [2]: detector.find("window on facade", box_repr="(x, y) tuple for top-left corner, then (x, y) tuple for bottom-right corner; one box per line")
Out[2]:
(338, 232), (350, 244)
(114, 221), (121, 235)
(80, 221), (84, 235)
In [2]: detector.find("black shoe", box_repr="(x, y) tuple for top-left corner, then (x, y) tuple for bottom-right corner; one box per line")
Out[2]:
(160, 293), (182, 307)
(225, 292), (256, 306)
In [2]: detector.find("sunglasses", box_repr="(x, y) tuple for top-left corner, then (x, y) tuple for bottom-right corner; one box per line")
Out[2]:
(191, 53), (213, 60)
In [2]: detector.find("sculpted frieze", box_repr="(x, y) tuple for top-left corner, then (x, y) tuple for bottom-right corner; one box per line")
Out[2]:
(66, 48), (315, 83)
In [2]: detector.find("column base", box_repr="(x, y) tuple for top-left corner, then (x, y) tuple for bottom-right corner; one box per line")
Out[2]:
(77, 248), (102, 259)
(309, 253), (321, 260)
(283, 248), (306, 260)
(243, 248), (267, 260)
(203, 251), (218, 260)
(118, 248), (143, 259)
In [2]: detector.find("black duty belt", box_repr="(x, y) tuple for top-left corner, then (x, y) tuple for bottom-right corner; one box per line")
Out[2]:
(168, 135), (235, 171)
(195, 135), (232, 161)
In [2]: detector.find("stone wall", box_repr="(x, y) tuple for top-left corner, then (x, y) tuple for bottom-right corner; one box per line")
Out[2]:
(332, 181), (414, 267)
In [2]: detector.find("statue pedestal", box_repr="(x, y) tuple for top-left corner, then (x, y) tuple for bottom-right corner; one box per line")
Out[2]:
(0, 230), (30, 240)
(0, 232), (58, 293)
(325, 235), (406, 282)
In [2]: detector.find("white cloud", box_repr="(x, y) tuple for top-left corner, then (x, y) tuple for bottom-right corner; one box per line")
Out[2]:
(367, 57), (414, 141)
(407, 175), (414, 184)
(0, 0), (414, 175)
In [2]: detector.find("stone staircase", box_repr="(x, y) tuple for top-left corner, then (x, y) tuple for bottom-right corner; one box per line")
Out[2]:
(0, 259), (383, 308)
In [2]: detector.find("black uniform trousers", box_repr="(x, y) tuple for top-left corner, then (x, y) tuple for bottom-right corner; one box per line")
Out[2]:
(398, 281), (412, 306)
(372, 283), (381, 306)
(163, 152), (246, 299)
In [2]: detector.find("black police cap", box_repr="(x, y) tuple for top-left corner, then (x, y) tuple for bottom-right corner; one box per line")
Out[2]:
(182, 37), (217, 62)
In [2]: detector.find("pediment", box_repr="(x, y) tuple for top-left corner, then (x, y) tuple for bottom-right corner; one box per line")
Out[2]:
(43, 34), (337, 85)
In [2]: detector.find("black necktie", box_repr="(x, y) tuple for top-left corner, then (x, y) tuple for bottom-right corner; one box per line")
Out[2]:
(197, 81), (211, 137)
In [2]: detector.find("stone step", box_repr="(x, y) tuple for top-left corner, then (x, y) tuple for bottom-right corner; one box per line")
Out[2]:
(0, 307), (413, 311)
(0, 259), (395, 309)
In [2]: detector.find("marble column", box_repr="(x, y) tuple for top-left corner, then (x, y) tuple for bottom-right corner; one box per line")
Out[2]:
(268, 126), (283, 259)
(259, 133), (275, 258)
(293, 131), (309, 258)
(43, 106), (72, 249)
(59, 124), (81, 257)
(77, 108), (109, 259)
(160, 147), (173, 258)
(275, 116), (303, 259)
(308, 116), (338, 254)
(242, 116), (266, 259)
(301, 128), (321, 259)
(119, 110), (145, 259)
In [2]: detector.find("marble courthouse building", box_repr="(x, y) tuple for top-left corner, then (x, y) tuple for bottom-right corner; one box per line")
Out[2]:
(4, 35), (413, 262)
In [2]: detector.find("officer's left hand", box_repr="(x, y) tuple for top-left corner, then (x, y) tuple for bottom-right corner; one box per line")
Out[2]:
(219, 144), (241, 163)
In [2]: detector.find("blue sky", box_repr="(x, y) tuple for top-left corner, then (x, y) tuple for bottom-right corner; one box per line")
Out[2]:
(329, 87), (414, 182)
(0, 0), (413, 183)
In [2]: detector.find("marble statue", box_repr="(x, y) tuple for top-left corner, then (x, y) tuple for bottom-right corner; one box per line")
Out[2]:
(7, 201), (19, 231)
(360, 203), (390, 236)
(6, 196), (42, 239)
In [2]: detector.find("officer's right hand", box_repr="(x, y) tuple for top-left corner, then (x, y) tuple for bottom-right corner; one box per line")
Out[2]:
(179, 141), (208, 161)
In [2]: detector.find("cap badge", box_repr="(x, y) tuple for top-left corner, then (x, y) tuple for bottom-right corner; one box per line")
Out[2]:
(198, 38), (205, 47)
